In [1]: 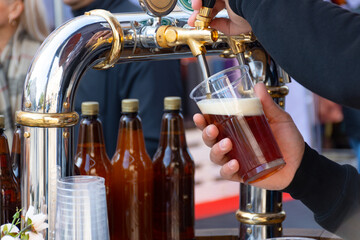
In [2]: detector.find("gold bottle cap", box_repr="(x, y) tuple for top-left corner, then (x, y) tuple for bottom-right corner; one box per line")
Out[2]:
(164, 96), (181, 110)
(122, 99), (139, 113)
(81, 102), (99, 115)
(0, 115), (4, 128)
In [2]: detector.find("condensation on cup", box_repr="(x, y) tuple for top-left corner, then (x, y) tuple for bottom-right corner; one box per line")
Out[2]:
(190, 65), (285, 183)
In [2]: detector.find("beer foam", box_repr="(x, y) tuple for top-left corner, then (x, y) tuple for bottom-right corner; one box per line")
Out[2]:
(197, 98), (263, 116)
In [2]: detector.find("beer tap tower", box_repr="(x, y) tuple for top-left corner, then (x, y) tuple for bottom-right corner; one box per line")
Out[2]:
(15, 0), (290, 239)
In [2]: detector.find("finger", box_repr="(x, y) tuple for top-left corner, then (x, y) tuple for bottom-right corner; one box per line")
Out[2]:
(210, 18), (232, 35)
(219, 159), (242, 181)
(193, 113), (207, 130)
(202, 124), (219, 147)
(188, 10), (199, 27)
(191, 0), (202, 10)
(254, 82), (291, 123)
(209, 138), (232, 165)
(210, 18), (251, 35)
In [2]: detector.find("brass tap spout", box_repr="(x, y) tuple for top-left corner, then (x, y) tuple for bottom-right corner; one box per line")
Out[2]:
(156, 25), (219, 57)
(226, 32), (256, 55)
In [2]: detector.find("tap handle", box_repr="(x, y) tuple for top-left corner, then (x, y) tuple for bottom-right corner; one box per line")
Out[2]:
(196, 0), (216, 28)
(202, 0), (216, 9)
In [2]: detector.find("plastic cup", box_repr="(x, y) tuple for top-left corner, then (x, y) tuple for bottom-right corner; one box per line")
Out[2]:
(190, 65), (285, 183)
(55, 176), (110, 240)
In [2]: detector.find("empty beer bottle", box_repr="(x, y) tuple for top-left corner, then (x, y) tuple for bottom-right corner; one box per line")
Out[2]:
(74, 102), (113, 233)
(111, 99), (153, 240)
(152, 97), (195, 240)
(0, 116), (21, 224)
(10, 124), (21, 183)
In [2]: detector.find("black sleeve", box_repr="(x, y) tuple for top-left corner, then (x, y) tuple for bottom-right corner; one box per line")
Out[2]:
(283, 143), (360, 238)
(228, 0), (360, 109)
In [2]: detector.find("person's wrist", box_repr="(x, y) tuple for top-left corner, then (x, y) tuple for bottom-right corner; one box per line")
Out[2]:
(282, 141), (306, 190)
(282, 143), (315, 196)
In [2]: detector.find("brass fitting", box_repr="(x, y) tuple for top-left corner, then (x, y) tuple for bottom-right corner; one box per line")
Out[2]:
(267, 86), (289, 98)
(194, 7), (213, 30)
(156, 25), (219, 57)
(85, 10), (124, 70)
(236, 209), (286, 225)
(226, 32), (256, 55)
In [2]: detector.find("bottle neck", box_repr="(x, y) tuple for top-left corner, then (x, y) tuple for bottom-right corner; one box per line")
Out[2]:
(158, 110), (188, 150)
(0, 128), (14, 174)
(11, 125), (21, 155)
(76, 115), (107, 156)
(115, 112), (148, 153)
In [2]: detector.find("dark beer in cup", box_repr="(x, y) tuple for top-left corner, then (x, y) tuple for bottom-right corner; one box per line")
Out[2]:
(197, 97), (285, 183)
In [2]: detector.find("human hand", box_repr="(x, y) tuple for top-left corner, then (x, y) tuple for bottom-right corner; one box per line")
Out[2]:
(188, 0), (252, 35)
(193, 82), (305, 190)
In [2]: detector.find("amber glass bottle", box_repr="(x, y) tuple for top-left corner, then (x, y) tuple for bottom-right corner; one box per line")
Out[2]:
(74, 102), (113, 233)
(152, 97), (195, 240)
(10, 124), (21, 183)
(111, 99), (153, 240)
(0, 116), (21, 224)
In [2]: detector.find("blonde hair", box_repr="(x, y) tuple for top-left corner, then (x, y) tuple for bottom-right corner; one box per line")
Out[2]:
(20, 0), (50, 42)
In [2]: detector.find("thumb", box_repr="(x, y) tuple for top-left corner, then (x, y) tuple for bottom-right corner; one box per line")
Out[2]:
(254, 82), (288, 122)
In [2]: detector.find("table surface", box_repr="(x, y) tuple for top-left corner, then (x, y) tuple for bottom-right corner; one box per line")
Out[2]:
(195, 228), (342, 240)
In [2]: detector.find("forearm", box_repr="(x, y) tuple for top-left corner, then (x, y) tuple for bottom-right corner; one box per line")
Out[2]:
(229, 0), (360, 108)
(284, 144), (360, 238)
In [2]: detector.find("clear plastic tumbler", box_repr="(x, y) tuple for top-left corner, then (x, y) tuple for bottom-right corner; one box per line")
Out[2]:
(190, 65), (285, 183)
(55, 176), (110, 240)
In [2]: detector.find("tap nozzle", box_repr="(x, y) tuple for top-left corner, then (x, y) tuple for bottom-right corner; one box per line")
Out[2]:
(226, 32), (256, 55)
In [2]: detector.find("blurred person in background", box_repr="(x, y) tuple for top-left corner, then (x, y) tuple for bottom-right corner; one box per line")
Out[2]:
(0, 0), (49, 142)
(63, 0), (184, 158)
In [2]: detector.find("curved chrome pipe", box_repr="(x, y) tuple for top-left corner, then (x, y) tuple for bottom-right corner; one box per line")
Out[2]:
(22, 11), (230, 114)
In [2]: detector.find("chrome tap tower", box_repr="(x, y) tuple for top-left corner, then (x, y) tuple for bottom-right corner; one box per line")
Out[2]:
(16, 1), (290, 239)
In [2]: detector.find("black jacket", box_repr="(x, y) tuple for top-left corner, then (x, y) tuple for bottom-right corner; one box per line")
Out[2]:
(229, 0), (360, 238)
(72, 0), (183, 158)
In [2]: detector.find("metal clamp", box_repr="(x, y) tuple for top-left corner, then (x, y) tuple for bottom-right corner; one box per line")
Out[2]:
(236, 210), (286, 225)
(267, 86), (290, 98)
(226, 32), (256, 55)
(16, 111), (79, 128)
(156, 25), (218, 56)
(85, 9), (124, 69)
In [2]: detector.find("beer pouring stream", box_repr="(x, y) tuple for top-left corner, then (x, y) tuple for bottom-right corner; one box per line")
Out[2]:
(195, 0), (217, 99)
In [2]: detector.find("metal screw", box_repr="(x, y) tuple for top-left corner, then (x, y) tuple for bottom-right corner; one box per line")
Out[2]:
(63, 102), (69, 109)
(278, 227), (282, 232)
(24, 132), (30, 138)
(277, 203), (282, 208)
(246, 203), (252, 210)
(63, 132), (70, 139)
(246, 228), (252, 235)
(25, 102), (32, 108)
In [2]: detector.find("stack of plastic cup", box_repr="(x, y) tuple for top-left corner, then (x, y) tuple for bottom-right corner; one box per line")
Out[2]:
(55, 176), (110, 240)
